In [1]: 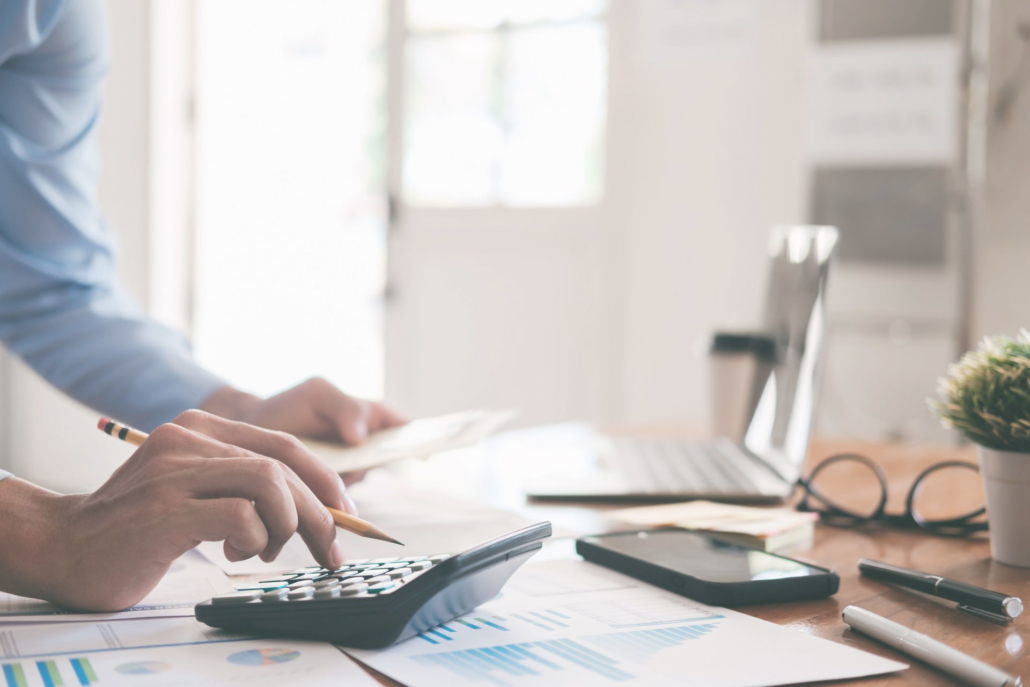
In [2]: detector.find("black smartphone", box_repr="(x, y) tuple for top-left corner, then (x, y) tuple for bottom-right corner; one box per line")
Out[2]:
(576, 528), (838, 606)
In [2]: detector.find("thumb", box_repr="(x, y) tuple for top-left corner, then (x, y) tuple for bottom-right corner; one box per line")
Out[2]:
(335, 400), (370, 445)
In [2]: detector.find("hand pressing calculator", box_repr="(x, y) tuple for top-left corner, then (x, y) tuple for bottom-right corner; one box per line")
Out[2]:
(195, 522), (551, 648)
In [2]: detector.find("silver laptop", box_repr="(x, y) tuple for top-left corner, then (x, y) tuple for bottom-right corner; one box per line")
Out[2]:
(529, 225), (839, 504)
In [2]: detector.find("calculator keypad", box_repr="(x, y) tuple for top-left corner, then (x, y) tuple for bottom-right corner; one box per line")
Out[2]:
(216, 554), (452, 605)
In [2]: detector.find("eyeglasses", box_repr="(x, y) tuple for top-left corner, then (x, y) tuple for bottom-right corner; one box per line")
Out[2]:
(796, 453), (988, 537)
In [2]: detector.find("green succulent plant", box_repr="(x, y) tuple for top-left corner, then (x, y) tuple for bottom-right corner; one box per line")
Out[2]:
(932, 331), (1030, 453)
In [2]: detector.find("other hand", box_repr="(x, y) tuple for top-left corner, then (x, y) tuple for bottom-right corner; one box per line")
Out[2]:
(202, 377), (408, 447)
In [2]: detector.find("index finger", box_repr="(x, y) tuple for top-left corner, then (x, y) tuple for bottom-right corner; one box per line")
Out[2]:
(171, 409), (355, 515)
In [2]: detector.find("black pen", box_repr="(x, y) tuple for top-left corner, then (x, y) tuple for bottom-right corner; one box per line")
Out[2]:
(859, 559), (1024, 622)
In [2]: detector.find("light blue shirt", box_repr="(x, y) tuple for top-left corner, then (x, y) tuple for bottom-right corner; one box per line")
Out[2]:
(0, 0), (225, 466)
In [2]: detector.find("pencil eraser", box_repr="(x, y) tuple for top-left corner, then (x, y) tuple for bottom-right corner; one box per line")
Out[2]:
(98, 417), (112, 430)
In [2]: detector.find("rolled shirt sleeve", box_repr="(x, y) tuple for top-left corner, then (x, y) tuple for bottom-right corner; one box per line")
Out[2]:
(0, 0), (225, 431)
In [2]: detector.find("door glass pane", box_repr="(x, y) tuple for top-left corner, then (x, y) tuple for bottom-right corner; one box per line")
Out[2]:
(404, 33), (501, 206)
(403, 0), (608, 207)
(502, 23), (606, 205)
(406, 0), (506, 31)
(194, 0), (387, 399)
(505, 0), (606, 25)
(406, 0), (605, 30)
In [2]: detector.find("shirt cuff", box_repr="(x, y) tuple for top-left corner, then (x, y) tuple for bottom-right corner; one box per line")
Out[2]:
(0, 470), (12, 482)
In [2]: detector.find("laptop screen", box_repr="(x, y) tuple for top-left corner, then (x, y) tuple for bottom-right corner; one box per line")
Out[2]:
(742, 226), (839, 481)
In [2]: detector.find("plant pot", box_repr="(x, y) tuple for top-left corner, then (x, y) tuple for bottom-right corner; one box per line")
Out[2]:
(978, 446), (1030, 568)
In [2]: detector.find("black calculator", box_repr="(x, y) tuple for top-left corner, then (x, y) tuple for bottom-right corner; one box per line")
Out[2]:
(195, 522), (551, 648)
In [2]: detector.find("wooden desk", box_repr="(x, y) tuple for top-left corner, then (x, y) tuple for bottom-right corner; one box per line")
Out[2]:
(366, 437), (1026, 686)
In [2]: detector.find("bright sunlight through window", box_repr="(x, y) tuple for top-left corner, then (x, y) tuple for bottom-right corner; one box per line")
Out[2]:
(403, 0), (608, 207)
(193, 0), (387, 400)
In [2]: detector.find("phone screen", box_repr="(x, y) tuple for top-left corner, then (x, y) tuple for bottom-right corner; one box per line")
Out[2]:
(582, 530), (822, 583)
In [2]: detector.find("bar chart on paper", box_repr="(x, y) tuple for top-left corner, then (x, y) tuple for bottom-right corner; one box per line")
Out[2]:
(349, 560), (908, 687)
(413, 621), (721, 684)
(373, 594), (727, 686)
(2, 657), (99, 687)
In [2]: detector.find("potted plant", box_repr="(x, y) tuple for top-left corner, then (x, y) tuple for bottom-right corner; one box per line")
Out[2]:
(933, 331), (1030, 567)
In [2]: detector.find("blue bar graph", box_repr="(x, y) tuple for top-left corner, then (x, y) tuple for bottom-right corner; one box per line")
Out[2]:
(583, 623), (718, 661)
(411, 622), (720, 685)
(418, 614), (516, 643)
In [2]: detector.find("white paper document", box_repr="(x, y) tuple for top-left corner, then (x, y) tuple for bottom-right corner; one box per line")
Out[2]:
(0, 551), (233, 623)
(348, 559), (906, 687)
(304, 409), (517, 473)
(0, 616), (375, 686)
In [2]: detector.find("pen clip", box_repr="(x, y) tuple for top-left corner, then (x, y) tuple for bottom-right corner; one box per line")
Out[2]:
(958, 604), (1014, 625)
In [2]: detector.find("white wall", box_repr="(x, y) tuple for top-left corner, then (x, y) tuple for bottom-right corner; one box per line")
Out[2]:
(976, 0), (1030, 341)
(615, 0), (811, 428)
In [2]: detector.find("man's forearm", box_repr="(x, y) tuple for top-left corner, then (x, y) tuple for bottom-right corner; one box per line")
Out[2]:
(0, 282), (225, 431)
(0, 478), (71, 601)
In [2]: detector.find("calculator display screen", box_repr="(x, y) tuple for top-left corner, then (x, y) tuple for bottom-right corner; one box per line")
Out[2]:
(585, 530), (820, 583)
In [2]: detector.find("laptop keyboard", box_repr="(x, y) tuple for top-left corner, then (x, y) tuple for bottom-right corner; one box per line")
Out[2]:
(610, 437), (780, 495)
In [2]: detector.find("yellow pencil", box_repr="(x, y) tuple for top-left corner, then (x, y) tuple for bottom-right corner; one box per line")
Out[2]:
(97, 417), (403, 545)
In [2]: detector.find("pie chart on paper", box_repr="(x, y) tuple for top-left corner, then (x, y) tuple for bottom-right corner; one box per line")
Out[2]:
(226, 648), (301, 666)
(116, 661), (172, 675)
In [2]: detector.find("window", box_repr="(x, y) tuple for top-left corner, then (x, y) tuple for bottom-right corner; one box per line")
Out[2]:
(402, 0), (608, 207)
(193, 0), (388, 399)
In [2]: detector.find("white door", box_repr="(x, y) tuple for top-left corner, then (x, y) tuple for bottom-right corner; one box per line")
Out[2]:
(383, 0), (617, 426)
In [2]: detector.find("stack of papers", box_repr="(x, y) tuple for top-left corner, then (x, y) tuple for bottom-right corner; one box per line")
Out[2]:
(0, 616), (376, 686)
(0, 550), (234, 623)
(605, 500), (819, 552)
(0, 553), (377, 686)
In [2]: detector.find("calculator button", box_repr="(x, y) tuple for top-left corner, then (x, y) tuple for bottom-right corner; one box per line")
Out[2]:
(332, 571), (361, 581)
(288, 580), (314, 590)
(314, 579), (341, 590)
(351, 564), (379, 570)
(212, 591), (261, 605)
(338, 578), (367, 589)
(367, 582), (396, 593)
(261, 589), (289, 602)
(364, 575), (391, 585)
(313, 587), (341, 600)
(261, 574), (302, 582)
(387, 568), (412, 579)
(235, 581), (288, 592)
(400, 556), (428, 563)
(409, 561), (433, 571)
(371, 557), (399, 564)
(362, 568), (390, 576)
(428, 554), (451, 563)
(295, 573), (329, 582)
(287, 587), (315, 600)
(299, 566), (325, 572)
(337, 583), (368, 595)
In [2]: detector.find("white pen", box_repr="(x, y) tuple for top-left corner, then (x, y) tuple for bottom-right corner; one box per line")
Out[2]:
(843, 606), (1022, 687)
